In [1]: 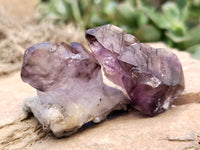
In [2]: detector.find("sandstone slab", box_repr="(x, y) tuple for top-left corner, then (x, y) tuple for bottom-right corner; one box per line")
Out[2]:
(31, 103), (200, 150)
(0, 72), (45, 150)
(0, 43), (200, 150)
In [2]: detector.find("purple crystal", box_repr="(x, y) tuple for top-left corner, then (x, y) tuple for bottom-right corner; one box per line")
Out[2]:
(21, 42), (97, 92)
(21, 42), (126, 137)
(21, 24), (185, 137)
(86, 24), (185, 116)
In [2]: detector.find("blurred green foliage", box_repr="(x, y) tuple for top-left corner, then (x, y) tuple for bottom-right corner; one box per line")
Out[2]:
(37, 0), (200, 59)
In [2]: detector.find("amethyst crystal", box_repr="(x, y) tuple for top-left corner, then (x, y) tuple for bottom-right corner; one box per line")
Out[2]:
(21, 42), (126, 137)
(86, 24), (184, 116)
(21, 24), (185, 137)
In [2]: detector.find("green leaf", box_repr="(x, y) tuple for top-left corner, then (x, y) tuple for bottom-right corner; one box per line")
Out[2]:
(88, 13), (105, 27)
(165, 32), (189, 43)
(162, 2), (183, 22)
(185, 25), (200, 47)
(127, 0), (136, 6)
(176, 0), (187, 9)
(103, 1), (117, 16)
(116, 2), (138, 26)
(36, 2), (65, 21)
(67, 0), (84, 27)
(79, 0), (93, 10)
(139, 6), (171, 29)
(136, 13), (148, 28)
(187, 44), (200, 60)
(36, 3), (51, 17)
(135, 25), (161, 42)
(189, 0), (200, 7)
(51, 0), (68, 16)
(161, 2), (186, 36)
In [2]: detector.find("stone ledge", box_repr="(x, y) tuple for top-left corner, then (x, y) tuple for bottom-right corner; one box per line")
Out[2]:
(0, 43), (200, 150)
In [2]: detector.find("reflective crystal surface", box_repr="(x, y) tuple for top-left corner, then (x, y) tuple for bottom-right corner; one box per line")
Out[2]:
(21, 42), (126, 137)
(86, 24), (184, 116)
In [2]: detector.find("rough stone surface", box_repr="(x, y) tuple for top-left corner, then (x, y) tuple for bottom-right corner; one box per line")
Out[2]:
(0, 72), (46, 150)
(0, 43), (200, 150)
(31, 103), (200, 150)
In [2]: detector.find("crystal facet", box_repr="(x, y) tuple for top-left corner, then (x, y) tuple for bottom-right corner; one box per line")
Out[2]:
(86, 24), (185, 116)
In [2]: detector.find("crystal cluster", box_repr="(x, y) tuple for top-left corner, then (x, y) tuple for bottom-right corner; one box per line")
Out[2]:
(21, 24), (184, 137)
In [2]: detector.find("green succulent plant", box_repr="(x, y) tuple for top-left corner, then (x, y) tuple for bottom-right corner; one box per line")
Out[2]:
(36, 0), (200, 59)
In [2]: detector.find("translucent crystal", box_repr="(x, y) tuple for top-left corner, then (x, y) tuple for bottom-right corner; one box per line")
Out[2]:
(86, 24), (184, 116)
(21, 42), (126, 137)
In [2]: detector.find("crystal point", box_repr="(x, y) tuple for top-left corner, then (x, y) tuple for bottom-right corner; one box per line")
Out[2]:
(21, 42), (126, 137)
(86, 24), (184, 116)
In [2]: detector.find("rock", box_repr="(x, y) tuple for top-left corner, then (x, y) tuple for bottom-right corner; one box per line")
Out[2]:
(0, 72), (45, 150)
(149, 42), (200, 105)
(31, 103), (200, 150)
(0, 42), (200, 149)
(21, 42), (127, 137)
(86, 24), (184, 116)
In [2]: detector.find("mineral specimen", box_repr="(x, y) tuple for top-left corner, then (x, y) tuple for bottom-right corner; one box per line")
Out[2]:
(86, 24), (185, 116)
(21, 24), (185, 137)
(21, 42), (127, 137)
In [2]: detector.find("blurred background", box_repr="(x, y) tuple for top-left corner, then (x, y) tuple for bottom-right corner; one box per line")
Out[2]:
(0, 0), (200, 76)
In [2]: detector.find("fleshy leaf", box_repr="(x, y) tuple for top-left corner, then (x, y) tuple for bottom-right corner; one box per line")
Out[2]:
(165, 31), (189, 43)
(51, 0), (68, 16)
(102, 0), (117, 16)
(185, 25), (200, 47)
(139, 6), (171, 29)
(135, 25), (161, 42)
(162, 2), (183, 22)
(116, 2), (138, 26)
